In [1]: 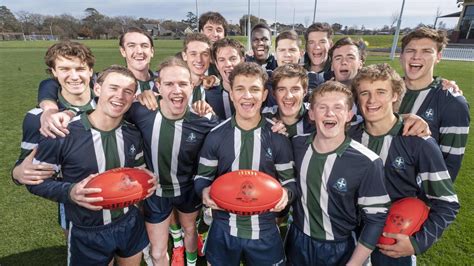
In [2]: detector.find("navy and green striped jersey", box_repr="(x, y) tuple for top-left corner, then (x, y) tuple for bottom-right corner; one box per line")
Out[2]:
(349, 115), (460, 254)
(195, 116), (296, 240)
(126, 101), (220, 197)
(262, 103), (315, 138)
(190, 84), (206, 105)
(398, 77), (470, 181)
(27, 112), (145, 227)
(245, 54), (278, 71)
(205, 84), (234, 120)
(291, 134), (389, 250)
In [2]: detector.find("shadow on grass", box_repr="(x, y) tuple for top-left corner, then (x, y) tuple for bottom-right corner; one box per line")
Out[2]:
(0, 245), (67, 266)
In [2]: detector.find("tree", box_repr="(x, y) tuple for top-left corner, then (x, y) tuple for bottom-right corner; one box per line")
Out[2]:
(239, 15), (267, 36)
(82, 8), (106, 38)
(331, 23), (343, 33)
(182, 11), (197, 30)
(0, 6), (20, 32)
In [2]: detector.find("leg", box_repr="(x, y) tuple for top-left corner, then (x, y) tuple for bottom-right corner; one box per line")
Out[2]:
(116, 252), (142, 266)
(146, 215), (172, 266)
(178, 210), (200, 265)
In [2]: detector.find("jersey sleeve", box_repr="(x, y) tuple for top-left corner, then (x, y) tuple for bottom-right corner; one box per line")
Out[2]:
(410, 137), (460, 254)
(357, 158), (391, 250)
(26, 137), (73, 204)
(15, 109), (42, 166)
(37, 78), (60, 104)
(272, 134), (297, 203)
(438, 94), (470, 181)
(194, 132), (219, 197)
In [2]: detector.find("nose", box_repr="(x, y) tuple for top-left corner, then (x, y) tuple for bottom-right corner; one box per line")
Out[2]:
(284, 89), (293, 99)
(70, 69), (79, 79)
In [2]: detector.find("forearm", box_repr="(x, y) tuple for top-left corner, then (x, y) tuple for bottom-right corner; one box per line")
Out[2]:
(26, 179), (73, 203)
(347, 243), (372, 266)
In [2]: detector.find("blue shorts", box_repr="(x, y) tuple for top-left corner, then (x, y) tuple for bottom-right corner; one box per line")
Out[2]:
(68, 207), (149, 265)
(144, 188), (202, 223)
(205, 220), (285, 266)
(285, 225), (355, 266)
(371, 248), (414, 266)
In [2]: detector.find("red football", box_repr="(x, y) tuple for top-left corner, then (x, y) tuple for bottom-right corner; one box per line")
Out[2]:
(378, 197), (429, 245)
(210, 170), (283, 215)
(85, 167), (154, 210)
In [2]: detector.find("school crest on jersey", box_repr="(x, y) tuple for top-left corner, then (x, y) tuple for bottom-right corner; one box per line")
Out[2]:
(265, 148), (273, 160)
(392, 156), (406, 170)
(128, 144), (137, 157)
(186, 132), (197, 143)
(422, 108), (434, 121)
(333, 178), (347, 192)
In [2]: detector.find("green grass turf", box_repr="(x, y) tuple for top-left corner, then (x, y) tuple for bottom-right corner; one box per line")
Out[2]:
(0, 39), (473, 265)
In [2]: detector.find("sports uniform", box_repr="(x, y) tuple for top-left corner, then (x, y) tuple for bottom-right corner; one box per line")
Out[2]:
(287, 133), (389, 265)
(126, 101), (220, 223)
(194, 116), (296, 265)
(262, 103), (315, 138)
(205, 84), (234, 120)
(349, 115), (460, 263)
(398, 77), (470, 181)
(245, 54), (278, 71)
(26, 112), (148, 265)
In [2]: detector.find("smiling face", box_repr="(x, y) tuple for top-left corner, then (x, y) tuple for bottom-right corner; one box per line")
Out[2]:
(356, 79), (398, 127)
(331, 44), (363, 84)
(306, 31), (332, 71)
(119, 32), (154, 74)
(182, 41), (211, 77)
(94, 72), (136, 119)
(274, 77), (306, 124)
(276, 39), (302, 66)
(52, 56), (93, 98)
(251, 28), (272, 63)
(400, 38), (441, 88)
(230, 75), (268, 129)
(201, 21), (225, 43)
(157, 65), (193, 119)
(309, 91), (353, 141)
(215, 46), (243, 87)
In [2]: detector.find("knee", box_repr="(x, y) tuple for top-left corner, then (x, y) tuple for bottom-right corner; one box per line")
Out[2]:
(149, 244), (168, 262)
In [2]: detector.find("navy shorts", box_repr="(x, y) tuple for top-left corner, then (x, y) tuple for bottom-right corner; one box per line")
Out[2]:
(144, 188), (202, 223)
(68, 207), (149, 265)
(205, 220), (285, 266)
(285, 225), (355, 266)
(371, 247), (414, 266)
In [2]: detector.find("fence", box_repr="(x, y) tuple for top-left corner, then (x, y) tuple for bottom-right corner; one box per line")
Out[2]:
(442, 47), (474, 62)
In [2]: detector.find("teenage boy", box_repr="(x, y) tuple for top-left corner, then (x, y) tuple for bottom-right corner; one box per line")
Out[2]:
(350, 63), (460, 265)
(198, 11), (228, 44)
(304, 22), (334, 81)
(126, 57), (220, 266)
(398, 27), (470, 182)
(246, 23), (278, 70)
(195, 62), (296, 265)
(27, 65), (156, 265)
(287, 81), (389, 265)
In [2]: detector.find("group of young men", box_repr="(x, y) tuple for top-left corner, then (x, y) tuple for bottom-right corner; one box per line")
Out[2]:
(11, 10), (469, 266)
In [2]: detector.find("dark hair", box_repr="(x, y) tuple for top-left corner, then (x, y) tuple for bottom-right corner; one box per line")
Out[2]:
(309, 80), (353, 111)
(212, 38), (245, 62)
(275, 30), (301, 49)
(119, 27), (154, 48)
(401, 27), (448, 53)
(198, 11), (228, 36)
(271, 64), (308, 91)
(183, 32), (211, 52)
(329, 37), (367, 63)
(156, 57), (192, 83)
(229, 62), (268, 89)
(352, 63), (406, 112)
(44, 41), (95, 75)
(304, 22), (333, 43)
(96, 65), (137, 91)
(251, 23), (272, 36)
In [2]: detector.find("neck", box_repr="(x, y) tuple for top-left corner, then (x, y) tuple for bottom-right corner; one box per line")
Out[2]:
(130, 68), (150, 81)
(280, 113), (299, 126)
(364, 114), (397, 136)
(339, 79), (352, 87)
(191, 72), (201, 86)
(222, 81), (231, 92)
(313, 133), (345, 154)
(61, 88), (91, 106)
(160, 101), (186, 120)
(88, 110), (122, 131)
(404, 75), (434, 90)
(236, 114), (261, 131)
(310, 63), (324, 73)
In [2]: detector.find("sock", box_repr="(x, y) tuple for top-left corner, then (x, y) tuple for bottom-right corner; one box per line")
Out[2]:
(186, 250), (197, 266)
(169, 224), (183, 248)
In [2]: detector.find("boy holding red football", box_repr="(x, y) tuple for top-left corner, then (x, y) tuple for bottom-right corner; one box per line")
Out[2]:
(195, 62), (297, 265)
(287, 81), (389, 265)
(26, 65), (156, 265)
(349, 63), (459, 265)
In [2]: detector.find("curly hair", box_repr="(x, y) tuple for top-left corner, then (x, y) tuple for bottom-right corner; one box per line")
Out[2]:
(44, 41), (95, 75)
(401, 27), (448, 53)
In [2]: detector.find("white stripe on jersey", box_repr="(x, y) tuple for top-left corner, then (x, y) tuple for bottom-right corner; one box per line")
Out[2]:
(361, 131), (369, 147)
(251, 215), (260, 239)
(410, 89), (430, 114)
(116, 127), (125, 167)
(439, 126), (469, 134)
(199, 158), (218, 167)
(67, 222), (73, 266)
(349, 140), (379, 162)
(171, 120), (183, 196)
(300, 145), (312, 236)
(321, 153), (336, 240)
(91, 129), (112, 225)
(281, 178), (296, 186)
(297, 120), (304, 135)
(22, 141), (37, 150)
(275, 162), (294, 171)
(358, 195), (391, 206)
(135, 151), (144, 160)
(28, 108), (43, 115)
(363, 207), (389, 214)
(440, 145), (465, 155)
(252, 128), (261, 170)
(151, 112), (162, 196)
(32, 158), (60, 172)
(194, 175), (214, 181)
(232, 128), (241, 171)
(380, 135), (393, 165)
(426, 194), (459, 203)
(223, 90), (232, 119)
(229, 213), (238, 236)
(419, 171), (451, 182)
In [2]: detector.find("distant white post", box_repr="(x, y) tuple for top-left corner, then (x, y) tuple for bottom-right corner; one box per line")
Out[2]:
(312, 0), (318, 23)
(390, 0), (406, 60)
(248, 0), (252, 52)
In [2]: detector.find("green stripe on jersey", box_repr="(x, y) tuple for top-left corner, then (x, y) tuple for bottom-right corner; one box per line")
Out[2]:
(439, 133), (468, 148)
(304, 149), (326, 239)
(236, 215), (253, 239)
(398, 90), (418, 114)
(101, 130), (121, 170)
(158, 118), (175, 196)
(239, 131), (254, 169)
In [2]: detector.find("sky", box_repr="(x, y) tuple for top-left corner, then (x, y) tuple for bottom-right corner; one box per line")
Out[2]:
(1, 0), (463, 29)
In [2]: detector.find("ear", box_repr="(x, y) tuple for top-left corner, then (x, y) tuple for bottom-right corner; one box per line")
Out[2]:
(308, 106), (316, 122)
(119, 46), (127, 58)
(263, 88), (269, 102)
(182, 51), (187, 61)
(435, 51), (442, 64)
(346, 109), (354, 123)
(150, 46), (155, 58)
(51, 67), (58, 78)
(93, 83), (102, 97)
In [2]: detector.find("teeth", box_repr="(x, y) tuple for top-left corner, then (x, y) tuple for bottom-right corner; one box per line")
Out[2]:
(111, 101), (124, 107)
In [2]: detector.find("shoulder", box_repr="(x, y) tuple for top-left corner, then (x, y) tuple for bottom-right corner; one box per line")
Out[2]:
(210, 117), (232, 133)
(347, 139), (380, 162)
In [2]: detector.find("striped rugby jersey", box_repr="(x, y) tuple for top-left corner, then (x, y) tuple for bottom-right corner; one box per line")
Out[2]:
(27, 112), (145, 227)
(398, 77), (470, 181)
(349, 115), (460, 254)
(205, 84), (234, 121)
(126, 101), (220, 197)
(195, 116), (297, 240)
(291, 134), (389, 250)
(262, 103), (315, 138)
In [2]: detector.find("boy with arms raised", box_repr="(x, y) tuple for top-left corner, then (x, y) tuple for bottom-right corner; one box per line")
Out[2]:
(287, 81), (390, 265)
(27, 65), (156, 265)
(195, 62), (296, 265)
(398, 27), (470, 181)
(350, 64), (459, 265)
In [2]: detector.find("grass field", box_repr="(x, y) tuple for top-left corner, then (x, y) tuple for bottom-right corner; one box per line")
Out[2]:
(0, 38), (473, 265)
